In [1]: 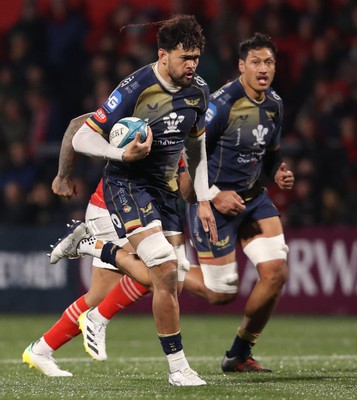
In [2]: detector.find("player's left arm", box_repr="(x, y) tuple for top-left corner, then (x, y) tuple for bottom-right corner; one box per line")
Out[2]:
(52, 112), (92, 198)
(264, 144), (294, 191)
(177, 156), (196, 203)
(184, 129), (217, 243)
(263, 99), (294, 191)
(274, 158), (294, 190)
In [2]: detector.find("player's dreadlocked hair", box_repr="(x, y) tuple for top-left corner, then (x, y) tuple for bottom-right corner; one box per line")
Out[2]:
(239, 32), (278, 60)
(121, 15), (205, 53)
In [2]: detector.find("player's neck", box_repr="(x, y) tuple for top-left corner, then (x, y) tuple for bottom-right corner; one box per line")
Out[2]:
(154, 62), (181, 93)
(239, 76), (265, 103)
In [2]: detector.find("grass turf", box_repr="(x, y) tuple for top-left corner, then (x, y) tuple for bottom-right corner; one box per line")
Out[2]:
(0, 314), (356, 399)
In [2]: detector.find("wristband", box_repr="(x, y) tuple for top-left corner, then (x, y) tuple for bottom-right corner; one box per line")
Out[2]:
(209, 184), (221, 200)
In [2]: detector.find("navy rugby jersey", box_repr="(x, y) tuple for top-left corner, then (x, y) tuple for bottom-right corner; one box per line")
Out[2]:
(87, 63), (209, 192)
(205, 77), (283, 192)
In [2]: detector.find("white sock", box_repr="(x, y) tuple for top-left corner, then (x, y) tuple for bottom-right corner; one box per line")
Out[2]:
(167, 350), (190, 373)
(32, 337), (54, 356)
(77, 237), (103, 258)
(88, 307), (109, 325)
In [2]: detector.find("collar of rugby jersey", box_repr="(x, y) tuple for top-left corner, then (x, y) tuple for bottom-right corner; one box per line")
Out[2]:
(154, 62), (182, 93)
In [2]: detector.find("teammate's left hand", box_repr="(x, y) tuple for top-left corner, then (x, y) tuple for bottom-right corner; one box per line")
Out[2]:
(197, 200), (218, 243)
(52, 175), (78, 198)
(274, 163), (294, 190)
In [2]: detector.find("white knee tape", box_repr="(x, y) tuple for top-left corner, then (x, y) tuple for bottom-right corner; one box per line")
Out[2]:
(243, 234), (289, 266)
(136, 232), (177, 268)
(173, 244), (191, 282)
(201, 262), (239, 294)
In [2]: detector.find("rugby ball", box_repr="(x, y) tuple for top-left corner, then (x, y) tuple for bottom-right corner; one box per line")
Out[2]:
(109, 117), (148, 148)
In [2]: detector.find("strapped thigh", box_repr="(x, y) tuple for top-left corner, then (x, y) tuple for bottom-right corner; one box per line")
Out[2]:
(243, 234), (289, 267)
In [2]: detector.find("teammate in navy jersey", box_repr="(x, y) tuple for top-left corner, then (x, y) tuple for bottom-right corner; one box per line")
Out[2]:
(69, 15), (217, 386)
(185, 32), (294, 373)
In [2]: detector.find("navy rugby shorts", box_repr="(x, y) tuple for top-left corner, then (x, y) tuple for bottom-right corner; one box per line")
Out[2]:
(186, 188), (280, 259)
(103, 176), (183, 239)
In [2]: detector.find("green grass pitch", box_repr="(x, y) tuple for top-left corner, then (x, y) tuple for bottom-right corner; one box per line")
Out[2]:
(0, 314), (356, 399)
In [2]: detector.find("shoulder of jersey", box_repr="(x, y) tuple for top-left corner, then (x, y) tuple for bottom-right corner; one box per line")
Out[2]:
(193, 72), (206, 82)
(210, 80), (238, 102)
(118, 64), (155, 89)
(193, 74), (209, 89)
(267, 87), (283, 103)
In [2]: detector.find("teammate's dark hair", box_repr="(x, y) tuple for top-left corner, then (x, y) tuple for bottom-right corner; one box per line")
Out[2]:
(157, 15), (205, 52)
(239, 32), (277, 60)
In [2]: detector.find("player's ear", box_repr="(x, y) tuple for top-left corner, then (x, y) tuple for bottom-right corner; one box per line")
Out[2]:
(238, 59), (245, 74)
(158, 48), (168, 65)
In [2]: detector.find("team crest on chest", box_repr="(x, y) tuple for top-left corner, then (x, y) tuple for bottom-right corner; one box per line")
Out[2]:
(252, 124), (268, 146)
(163, 112), (185, 134)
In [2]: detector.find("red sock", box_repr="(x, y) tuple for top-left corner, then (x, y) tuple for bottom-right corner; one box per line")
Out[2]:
(43, 295), (90, 350)
(98, 275), (150, 319)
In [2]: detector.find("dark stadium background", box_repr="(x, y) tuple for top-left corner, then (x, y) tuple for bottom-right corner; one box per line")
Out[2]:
(0, 0), (356, 314)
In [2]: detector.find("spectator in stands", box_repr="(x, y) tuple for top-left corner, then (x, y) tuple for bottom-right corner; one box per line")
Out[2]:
(44, 0), (89, 121)
(0, 97), (29, 146)
(0, 0), (356, 228)
(0, 141), (38, 193)
(27, 181), (62, 226)
(286, 177), (319, 227)
(0, 181), (31, 226)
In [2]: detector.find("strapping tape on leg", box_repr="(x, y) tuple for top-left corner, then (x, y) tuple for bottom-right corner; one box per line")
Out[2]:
(243, 234), (289, 266)
(136, 232), (177, 268)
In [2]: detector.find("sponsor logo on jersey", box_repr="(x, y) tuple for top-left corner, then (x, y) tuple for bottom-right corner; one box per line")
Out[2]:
(265, 111), (276, 119)
(193, 75), (207, 86)
(104, 90), (122, 111)
(205, 102), (217, 123)
(124, 82), (140, 95)
(111, 213), (122, 229)
(123, 205), (131, 213)
(140, 202), (153, 215)
(237, 150), (263, 164)
(270, 90), (281, 100)
(163, 112), (185, 134)
(252, 124), (268, 146)
(118, 187), (128, 206)
(214, 235), (230, 247)
(153, 138), (184, 146)
(235, 128), (241, 146)
(119, 75), (134, 87)
(184, 98), (200, 106)
(93, 108), (107, 123)
(147, 103), (158, 111)
(211, 88), (225, 99)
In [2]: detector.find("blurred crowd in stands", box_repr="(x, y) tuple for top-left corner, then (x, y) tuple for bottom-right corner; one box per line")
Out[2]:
(0, 0), (356, 228)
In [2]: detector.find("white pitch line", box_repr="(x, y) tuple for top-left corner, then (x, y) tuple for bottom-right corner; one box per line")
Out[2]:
(3, 354), (357, 365)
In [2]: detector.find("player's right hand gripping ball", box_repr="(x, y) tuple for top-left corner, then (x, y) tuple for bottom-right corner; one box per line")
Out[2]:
(109, 117), (148, 148)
